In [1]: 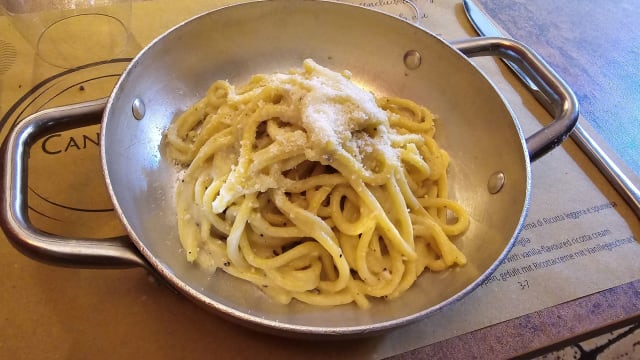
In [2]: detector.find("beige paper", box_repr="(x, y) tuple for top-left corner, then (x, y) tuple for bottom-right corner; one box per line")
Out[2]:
(0, 1), (638, 359)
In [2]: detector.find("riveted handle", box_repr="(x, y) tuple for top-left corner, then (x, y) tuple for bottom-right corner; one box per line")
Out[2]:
(0, 99), (150, 269)
(452, 37), (579, 161)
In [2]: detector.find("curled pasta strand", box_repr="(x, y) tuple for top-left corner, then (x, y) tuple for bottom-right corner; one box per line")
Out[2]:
(272, 190), (351, 293)
(330, 184), (375, 236)
(418, 197), (470, 236)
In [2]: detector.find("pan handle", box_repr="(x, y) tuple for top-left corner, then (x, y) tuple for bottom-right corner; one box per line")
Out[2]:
(451, 37), (579, 161)
(0, 99), (150, 270)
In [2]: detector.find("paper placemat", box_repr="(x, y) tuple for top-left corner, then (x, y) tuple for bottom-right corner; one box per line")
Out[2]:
(1, 1), (638, 358)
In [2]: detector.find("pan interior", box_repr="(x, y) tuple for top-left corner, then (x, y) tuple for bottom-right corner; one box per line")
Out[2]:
(102, 0), (529, 334)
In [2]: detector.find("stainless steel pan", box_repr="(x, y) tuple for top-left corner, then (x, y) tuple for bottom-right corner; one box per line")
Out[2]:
(1, 0), (578, 337)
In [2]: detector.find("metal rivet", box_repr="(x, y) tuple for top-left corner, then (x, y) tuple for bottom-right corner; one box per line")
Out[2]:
(487, 171), (505, 194)
(403, 50), (422, 70)
(132, 97), (145, 120)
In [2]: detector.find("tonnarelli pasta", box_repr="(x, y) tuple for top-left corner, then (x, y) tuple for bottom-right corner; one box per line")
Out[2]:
(164, 59), (469, 308)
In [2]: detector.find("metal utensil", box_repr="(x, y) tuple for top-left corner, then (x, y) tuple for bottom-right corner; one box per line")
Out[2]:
(463, 0), (640, 218)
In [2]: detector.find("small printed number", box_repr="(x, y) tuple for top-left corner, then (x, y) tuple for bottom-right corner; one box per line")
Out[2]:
(518, 280), (530, 290)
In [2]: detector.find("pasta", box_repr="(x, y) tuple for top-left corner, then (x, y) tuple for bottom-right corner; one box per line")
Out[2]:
(164, 59), (469, 308)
